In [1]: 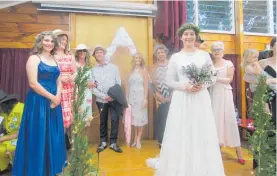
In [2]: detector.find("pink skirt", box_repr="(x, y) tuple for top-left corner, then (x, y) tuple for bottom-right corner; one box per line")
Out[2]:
(61, 83), (74, 128)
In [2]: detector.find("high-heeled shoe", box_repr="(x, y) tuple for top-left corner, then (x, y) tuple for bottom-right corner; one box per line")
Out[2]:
(136, 142), (141, 149)
(131, 142), (136, 147)
(238, 159), (245, 165)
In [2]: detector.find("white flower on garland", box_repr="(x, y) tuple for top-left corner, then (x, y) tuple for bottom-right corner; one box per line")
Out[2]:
(105, 26), (137, 63)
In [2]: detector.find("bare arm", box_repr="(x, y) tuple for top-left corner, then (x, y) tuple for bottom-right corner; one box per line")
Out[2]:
(56, 76), (62, 98)
(0, 133), (18, 143)
(245, 64), (262, 75)
(142, 70), (149, 100)
(26, 55), (55, 100)
(267, 78), (277, 84)
(216, 62), (234, 84)
(69, 55), (78, 82)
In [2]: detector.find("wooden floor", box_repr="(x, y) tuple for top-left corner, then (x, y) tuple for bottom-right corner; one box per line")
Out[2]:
(90, 140), (254, 176)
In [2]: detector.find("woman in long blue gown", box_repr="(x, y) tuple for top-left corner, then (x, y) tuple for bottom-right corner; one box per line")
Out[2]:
(12, 31), (66, 176)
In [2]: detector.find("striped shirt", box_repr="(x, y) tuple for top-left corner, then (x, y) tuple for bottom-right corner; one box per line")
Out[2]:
(156, 64), (170, 99)
(91, 63), (121, 103)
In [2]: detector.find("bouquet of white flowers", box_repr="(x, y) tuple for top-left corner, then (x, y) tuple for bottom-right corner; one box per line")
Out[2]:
(182, 62), (216, 86)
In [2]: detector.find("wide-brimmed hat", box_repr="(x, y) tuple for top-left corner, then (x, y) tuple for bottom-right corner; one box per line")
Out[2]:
(74, 44), (88, 50)
(92, 44), (106, 56)
(53, 29), (71, 40)
(0, 90), (18, 104)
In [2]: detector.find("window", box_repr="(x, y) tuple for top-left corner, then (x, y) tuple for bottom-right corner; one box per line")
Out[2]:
(185, 0), (235, 33)
(243, 0), (276, 35)
(273, 1), (277, 34)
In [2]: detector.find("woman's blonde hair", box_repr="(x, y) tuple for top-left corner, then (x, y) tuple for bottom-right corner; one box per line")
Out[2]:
(131, 52), (146, 71)
(211, 41), (224, 51)
(75, 49), (91, 67)
(31, 31), (58, 55)
(242, 49), (259, 67)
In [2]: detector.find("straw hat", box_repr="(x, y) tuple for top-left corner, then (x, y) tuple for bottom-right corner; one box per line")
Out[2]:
(92, 44), (106, 56)
(53, 29), (71, 40)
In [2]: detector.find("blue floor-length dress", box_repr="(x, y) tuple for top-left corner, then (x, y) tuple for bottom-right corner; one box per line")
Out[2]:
(12, 61), (66, 176)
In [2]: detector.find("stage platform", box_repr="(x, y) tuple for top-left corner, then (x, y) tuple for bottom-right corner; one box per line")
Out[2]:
(90, 140), (254, 176)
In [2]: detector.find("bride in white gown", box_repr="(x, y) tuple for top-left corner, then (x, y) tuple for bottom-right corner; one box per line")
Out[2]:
(146, 24), (225, 176)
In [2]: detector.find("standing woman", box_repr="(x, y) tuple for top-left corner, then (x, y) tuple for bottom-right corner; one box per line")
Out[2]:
(12, 31), (66, 176)
(53, 29), (77, 129)
(126, 53), (148, 149)
(146, 24), (225, 176)
(209, 41), (245, 164)
(152, 44), (171, 148)
(259, 37), (276, 126)
(75, 44), (95, 123)
(257, 37), (276, 169)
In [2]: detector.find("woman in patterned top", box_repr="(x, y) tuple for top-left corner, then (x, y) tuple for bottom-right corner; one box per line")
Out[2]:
(53, 29), (77, 129)
(152, 44), (171, 148)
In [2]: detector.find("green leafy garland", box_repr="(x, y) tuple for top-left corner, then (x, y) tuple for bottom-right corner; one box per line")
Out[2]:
(248, 75), (276, 176)
(62, 66), (97, 176)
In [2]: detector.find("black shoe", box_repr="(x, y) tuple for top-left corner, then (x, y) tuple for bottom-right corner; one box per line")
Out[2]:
(109, 143), (123, 153)
(97, 142), (107, 153)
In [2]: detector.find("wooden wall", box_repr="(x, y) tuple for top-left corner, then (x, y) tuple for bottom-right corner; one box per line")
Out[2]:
(72, 14), (154, 144)
(0, 2), (69, 48)
(200, 33), (273, 54)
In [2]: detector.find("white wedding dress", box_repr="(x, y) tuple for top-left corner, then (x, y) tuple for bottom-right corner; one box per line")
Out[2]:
(146, 50), (225, 176)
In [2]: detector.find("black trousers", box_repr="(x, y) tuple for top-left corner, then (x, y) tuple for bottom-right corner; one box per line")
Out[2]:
(96, 102), (120, 144)
(155, 102), (170, 144)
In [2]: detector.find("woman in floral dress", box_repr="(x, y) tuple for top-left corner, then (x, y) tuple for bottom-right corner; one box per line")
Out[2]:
(53, 29), (77, 129)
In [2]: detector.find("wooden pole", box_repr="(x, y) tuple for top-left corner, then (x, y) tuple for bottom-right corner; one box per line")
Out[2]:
(70, 13), (76, 48)
(147, 17), (154, 139)
(235, 1), (247, 129)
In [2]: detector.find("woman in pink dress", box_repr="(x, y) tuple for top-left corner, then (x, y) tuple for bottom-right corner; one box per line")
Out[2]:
(208, 41), (245, 165)
(53, 29), (77, 129)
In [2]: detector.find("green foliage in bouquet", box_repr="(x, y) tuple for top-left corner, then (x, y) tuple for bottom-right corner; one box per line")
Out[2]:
(62, 66), (97, 176)
(182, 62), (215, 85)
(248, 75), (276, 176)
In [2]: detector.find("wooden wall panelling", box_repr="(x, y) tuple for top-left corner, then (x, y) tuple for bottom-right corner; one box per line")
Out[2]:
(0, 23), (20, 32)
(0, 2), (38, 14)
(200, 33), (236, 54)
(20, 24), (68, 33)
(0, 2), (69, 48)
(243, 35), (272, 51)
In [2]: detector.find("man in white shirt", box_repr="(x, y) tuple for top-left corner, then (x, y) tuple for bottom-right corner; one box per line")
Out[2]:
(91, 45), (122, 153)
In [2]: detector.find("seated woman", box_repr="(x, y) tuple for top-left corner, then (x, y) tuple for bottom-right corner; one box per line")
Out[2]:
(0, 90), (24, 174)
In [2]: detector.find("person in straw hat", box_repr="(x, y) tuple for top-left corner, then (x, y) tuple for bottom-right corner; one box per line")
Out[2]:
(74, 44), (96, 126)
(53, 29), (77, 129)
(91, 45), (123, 153)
